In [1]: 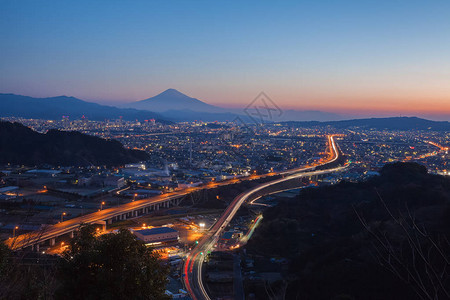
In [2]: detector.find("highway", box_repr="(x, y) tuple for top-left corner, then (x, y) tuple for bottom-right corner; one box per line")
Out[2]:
(6, 175), (260, 250)
(183, 135), (346, 300)
(6, 135), (339, 251)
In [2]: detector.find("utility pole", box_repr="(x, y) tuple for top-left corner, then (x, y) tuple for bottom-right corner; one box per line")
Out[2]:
(13, 226), (18, 238)
(189, 138), (193, 167)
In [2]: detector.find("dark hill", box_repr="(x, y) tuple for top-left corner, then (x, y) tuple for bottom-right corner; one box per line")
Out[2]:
(246, 162), (450, 300)
(0, 121), (149, 167)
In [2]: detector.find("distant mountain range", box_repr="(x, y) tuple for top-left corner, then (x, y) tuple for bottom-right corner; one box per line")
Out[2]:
(0, 121), (149, 167)
(124, 89), (344, 122)
(126, 88), (223, 113)
(0, 93), (166, 122)
(0, 89), (345, 122)
(124, 88), (244, 122)
(1, 90), (449, 128)
(284, 117), (450, 131)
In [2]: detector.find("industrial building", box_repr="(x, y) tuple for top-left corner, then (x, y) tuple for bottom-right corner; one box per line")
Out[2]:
(133, 227), (179, 244)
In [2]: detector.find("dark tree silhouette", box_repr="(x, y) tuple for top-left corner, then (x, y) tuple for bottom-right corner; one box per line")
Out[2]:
(355, 190), (450, 300)
(245, 162), (449, 300)
(56, 225), (170, 300)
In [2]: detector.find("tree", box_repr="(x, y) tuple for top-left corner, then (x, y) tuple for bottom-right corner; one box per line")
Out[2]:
(56, 225), (170, 300)
(355, 191), (450, 300)
(0, 242), (58, 300)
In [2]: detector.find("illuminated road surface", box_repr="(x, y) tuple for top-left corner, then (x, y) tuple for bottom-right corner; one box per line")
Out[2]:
(183, 136), (346, 300)
(7, 135), (339, 250)
(7, 176), (259, 250)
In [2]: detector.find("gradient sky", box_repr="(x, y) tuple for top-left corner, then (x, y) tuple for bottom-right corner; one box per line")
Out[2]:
(1, 0), (450, 119)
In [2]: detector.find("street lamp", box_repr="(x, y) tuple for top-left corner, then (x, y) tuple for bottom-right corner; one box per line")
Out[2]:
(133, 193), (137, 202)
(13, 226), (18, 238)
(61, 212), (66, 222)
(100, 201), (105, 210)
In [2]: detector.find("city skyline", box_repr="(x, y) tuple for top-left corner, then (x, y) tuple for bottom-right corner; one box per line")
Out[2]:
(1, 2), (449, 299)
(2, 1), (450, 119)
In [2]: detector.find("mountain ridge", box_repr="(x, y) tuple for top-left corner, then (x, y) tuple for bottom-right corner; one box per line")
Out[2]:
(283, 116), (450, 131)
(2, 91), (449, 124)
(0, 93), (168, 122)
(126, 88), (225, 113)
(126, 88), (345, 121)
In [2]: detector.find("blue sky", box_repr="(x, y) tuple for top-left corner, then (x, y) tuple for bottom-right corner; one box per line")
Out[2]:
(1, 0), (450, 118)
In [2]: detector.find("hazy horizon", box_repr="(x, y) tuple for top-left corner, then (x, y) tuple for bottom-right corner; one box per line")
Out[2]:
(2, 88), (450, 121)
(2, 1), (450, 120)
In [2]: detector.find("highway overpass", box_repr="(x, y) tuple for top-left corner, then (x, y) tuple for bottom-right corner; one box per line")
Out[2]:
(6, 135), (342, 253)
(183, 135), (347, 300)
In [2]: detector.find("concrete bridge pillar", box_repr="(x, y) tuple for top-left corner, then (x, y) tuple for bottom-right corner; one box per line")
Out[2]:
(70, 231), (74, 238)
(50, 238), (55, 246)
(93, 220), (107, 231)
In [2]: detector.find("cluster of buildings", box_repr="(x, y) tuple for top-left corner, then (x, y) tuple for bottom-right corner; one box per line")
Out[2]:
(1, 117), (449, 243)
(339, 130), (449, 176)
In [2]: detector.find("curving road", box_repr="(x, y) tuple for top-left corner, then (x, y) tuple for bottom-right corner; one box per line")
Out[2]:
(6, 135), (338, 251)
(6, 175), (262, 250)
(183, 135), (346, 300)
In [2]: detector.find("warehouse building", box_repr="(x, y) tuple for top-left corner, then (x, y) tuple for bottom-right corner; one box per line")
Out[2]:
(133, 227), (179, 244)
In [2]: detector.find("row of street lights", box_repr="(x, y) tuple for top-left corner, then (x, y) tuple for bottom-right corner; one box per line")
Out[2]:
(13, 211), (67, 238)
(13, 205), (107, 240)
(59, 200), (106, 224)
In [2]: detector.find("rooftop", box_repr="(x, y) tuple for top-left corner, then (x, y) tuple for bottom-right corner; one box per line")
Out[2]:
(135, 227), (177, 236)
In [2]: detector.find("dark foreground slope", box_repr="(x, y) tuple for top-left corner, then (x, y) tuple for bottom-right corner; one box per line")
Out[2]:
(246, 162), (450, 300)
(0, 121), (149, 166)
